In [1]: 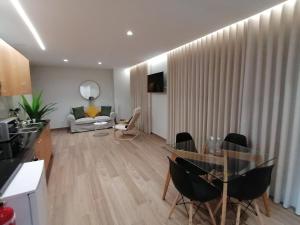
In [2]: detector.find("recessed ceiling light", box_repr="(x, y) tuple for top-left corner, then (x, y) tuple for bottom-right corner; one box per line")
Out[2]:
(10, 0), (46, 51)
(63, 59), (69, 62)
(98, 62), (102, 65)
(126, 30), (133, 36)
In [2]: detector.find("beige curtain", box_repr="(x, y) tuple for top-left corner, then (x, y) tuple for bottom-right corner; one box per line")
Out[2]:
(167, 22), (247, 150)
(240, 1), (300, 213)
(167, 0), (300, 214)
(130, 63), (151, 133)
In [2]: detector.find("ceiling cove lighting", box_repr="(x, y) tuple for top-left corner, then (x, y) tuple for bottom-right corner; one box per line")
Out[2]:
(63, 59), (69, 62)
(128, 0), (295, 70)
(126, 30), (133, 36)
(10, 0), (46, 51)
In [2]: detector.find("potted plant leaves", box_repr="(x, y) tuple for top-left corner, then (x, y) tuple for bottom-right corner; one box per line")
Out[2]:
(19, 91), (57, 123)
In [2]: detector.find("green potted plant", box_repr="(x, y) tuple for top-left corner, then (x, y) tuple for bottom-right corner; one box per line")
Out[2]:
(19, 91), (57, 122)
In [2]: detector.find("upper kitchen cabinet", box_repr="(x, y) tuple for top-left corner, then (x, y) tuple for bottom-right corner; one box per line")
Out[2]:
(0, 39), (32, 96)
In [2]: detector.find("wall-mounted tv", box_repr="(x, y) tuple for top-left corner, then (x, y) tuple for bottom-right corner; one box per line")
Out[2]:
(147, 72), (164, 93)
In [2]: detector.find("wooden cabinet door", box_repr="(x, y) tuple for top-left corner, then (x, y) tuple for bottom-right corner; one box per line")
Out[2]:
(0, 40), (15, 96)
(0, 39), (31, 96)
(34, 124), (53, 176)
(15, 52), (32, 95)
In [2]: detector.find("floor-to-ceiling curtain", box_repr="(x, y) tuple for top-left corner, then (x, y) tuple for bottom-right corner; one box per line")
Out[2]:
(240, 1), (300, 214)
(130, 63), (151, 133)
(167, 21), (247, 150)
(167, 0), (300, 214)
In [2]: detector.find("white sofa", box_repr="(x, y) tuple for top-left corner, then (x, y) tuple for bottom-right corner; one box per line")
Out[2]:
(67, 112), (116, 133)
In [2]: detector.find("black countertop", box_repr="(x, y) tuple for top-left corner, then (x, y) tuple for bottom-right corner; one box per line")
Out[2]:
(0, 122), (47, 195)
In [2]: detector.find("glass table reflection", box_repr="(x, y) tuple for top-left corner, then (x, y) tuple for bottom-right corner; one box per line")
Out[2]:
(162, 140), (275, 225)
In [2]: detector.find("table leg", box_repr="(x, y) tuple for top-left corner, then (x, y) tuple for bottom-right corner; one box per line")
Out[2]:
(162, 153), (177, 200)
(262, 192), (271, 217)
(162, 170), (171, 200)
(220, 152), (228, 225)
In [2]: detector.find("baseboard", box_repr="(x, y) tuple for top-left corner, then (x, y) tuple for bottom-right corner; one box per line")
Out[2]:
(150, 132), (166, 141)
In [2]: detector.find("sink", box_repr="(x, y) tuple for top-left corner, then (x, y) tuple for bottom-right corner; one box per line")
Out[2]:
(25, 122), (43, 128)
(17, 127), (39, 133)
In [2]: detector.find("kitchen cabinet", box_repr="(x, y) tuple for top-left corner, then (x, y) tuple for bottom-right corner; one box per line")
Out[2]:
(34, 124), (53, 177)
(0, 39), (32, 96)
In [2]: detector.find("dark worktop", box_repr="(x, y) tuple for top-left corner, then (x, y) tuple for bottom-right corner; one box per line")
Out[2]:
(0, 121), (48, 195)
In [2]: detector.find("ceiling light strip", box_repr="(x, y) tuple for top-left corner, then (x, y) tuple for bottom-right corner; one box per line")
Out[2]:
(128, 0), (295, 70)
(10, 0), (46, 50)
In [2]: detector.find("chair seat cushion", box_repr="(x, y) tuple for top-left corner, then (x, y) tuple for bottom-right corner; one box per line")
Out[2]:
(114, 124), (128, 131)
(94, 116), (111, 122)
(75, 117), (96, 125)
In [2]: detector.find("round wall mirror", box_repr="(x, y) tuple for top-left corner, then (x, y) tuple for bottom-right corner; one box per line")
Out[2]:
(79, 80), (100, 100)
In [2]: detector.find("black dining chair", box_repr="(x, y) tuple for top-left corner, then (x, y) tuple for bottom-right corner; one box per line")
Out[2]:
(176, 132), (197, 152)
(224, 133), (248, 147)
(213, 164), (274, 225)
(168, 157), (220, 225)
(175, 132), (208, 176)
(223, 133), (250, 170)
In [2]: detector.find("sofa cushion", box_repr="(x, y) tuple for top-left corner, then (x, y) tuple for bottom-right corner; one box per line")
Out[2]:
(74, 117), (96, 125)
(94, 116), (111, 122)
(100, 106), (111, 116)
(85, 105), (100, 118)
(72, 106), (85, 120)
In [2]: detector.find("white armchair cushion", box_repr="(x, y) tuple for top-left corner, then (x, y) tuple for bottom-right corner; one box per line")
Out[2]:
(114, 124), (128, 131)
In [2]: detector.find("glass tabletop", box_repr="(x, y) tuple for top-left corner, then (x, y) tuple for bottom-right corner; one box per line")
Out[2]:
(167, 140), (275, 182)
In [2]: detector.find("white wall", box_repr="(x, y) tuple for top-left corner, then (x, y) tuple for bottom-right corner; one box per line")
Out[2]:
(0, 95), (32, 120)
(113, 56), (168, 139)
(148, 54), (168, 139)
(113, 68), (131, 119)
(31, 66), (114, 129)
(0, 97), (13, 118)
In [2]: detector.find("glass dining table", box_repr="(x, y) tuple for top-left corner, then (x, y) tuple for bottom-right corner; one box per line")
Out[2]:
(162, 140), (275, 225)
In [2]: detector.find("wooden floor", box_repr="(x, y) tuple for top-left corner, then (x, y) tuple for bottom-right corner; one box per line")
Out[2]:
(48, 129), (300, 225)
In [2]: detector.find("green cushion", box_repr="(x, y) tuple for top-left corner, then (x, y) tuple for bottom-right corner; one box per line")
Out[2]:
(72, 106), (85, 120)
(100, 106), (111, 116)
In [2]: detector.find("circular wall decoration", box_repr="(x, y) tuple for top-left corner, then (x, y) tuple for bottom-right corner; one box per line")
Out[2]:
(79, 80), (100, 100)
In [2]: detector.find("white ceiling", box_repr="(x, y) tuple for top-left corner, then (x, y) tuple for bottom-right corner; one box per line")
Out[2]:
(0, 0), (284, 69)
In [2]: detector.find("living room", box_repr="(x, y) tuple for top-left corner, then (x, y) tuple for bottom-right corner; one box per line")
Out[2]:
(1, 1), (300, 225)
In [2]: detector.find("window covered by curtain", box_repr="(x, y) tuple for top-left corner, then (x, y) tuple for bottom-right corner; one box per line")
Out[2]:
(167, 0), (300, 214)
(130, 63), (151, 133)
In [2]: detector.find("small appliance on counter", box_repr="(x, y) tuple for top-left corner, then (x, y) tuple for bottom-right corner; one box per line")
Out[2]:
(0, 118), (18, 142)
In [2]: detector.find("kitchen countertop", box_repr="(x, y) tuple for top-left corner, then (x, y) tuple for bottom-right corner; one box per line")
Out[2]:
(0, 121), (48, 195)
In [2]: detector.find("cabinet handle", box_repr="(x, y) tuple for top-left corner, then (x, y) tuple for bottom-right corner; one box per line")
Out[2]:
(0, 81), (2, 95)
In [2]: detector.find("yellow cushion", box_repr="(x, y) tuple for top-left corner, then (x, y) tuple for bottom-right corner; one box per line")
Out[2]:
(85, 105), (100, 118)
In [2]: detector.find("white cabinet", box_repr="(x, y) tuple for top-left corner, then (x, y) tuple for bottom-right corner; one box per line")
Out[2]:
(1, 161), (48, 225)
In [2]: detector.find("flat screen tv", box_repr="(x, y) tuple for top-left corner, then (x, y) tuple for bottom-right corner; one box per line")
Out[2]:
(147, 72), (164, 93)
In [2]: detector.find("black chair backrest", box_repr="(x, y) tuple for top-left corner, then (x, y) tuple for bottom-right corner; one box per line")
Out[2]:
(224, 133), (248, 147)
(168, 157), (194, 200)
(168, 157), (220, 202)
(176, 132), (197, 152)
(230, 165), (274, 201)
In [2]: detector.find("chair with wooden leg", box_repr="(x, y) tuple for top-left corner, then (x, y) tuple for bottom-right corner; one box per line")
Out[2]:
(162, 132), (209, 200)
(113, 107), (141, 140)
(213, 164), (274, 225)
(167, 157), (220, 225)
(223, 133), (271, 217)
